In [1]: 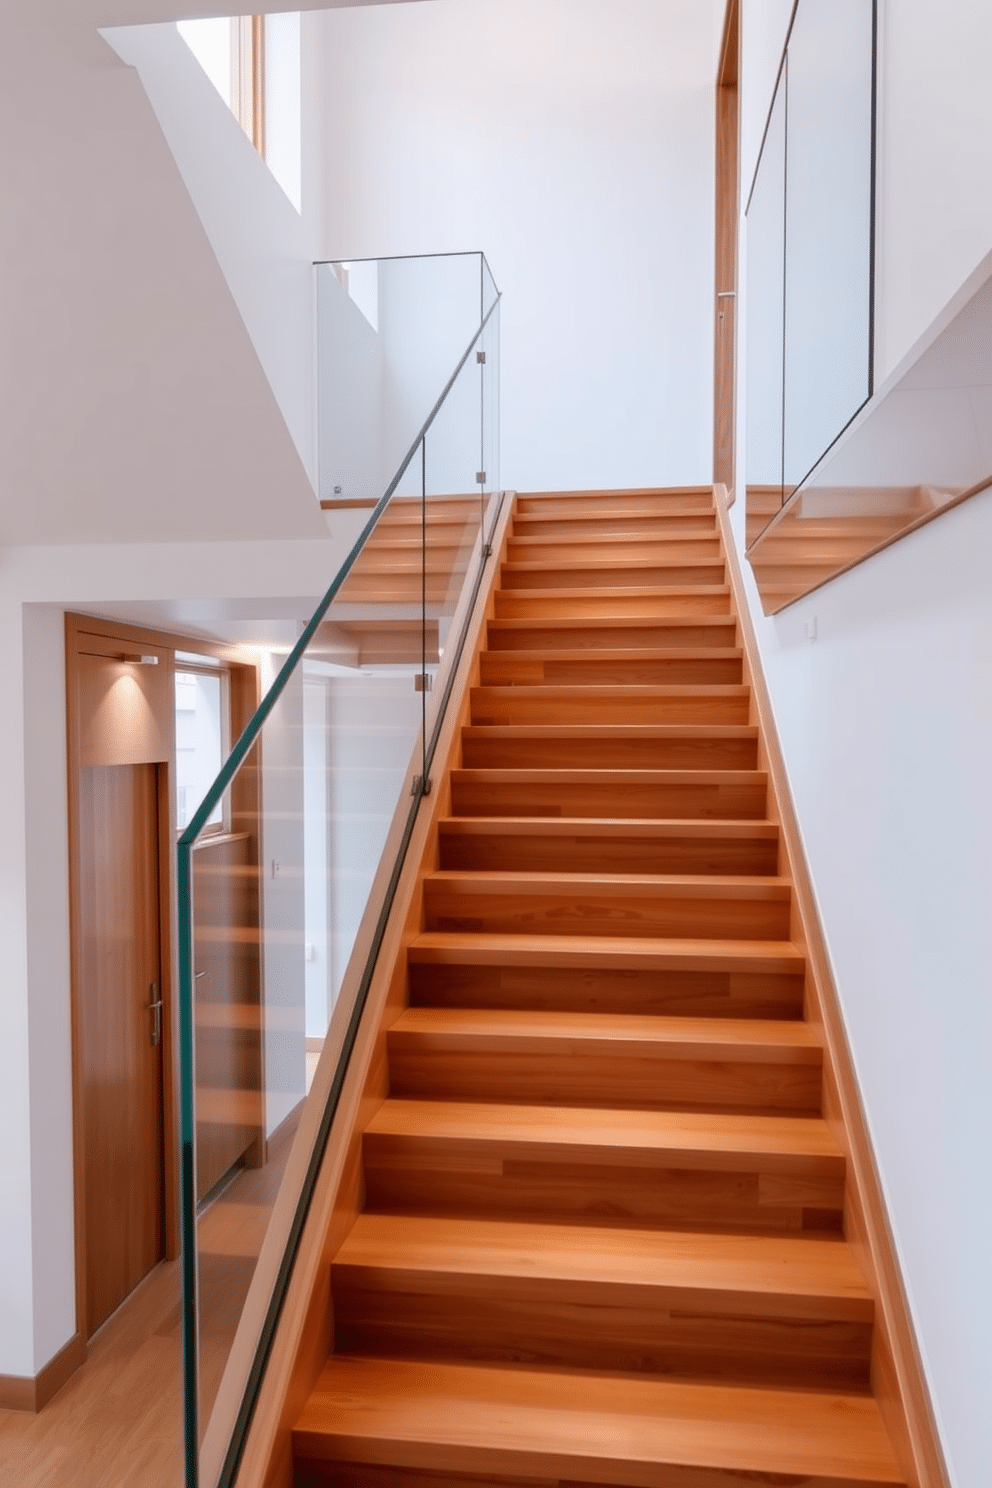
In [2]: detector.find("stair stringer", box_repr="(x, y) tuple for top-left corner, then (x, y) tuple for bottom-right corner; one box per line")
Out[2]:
(229, 494), (518, 1488)
(715, 483), (950, 1488)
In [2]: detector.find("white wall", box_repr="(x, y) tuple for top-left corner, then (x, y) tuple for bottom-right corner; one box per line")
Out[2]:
(874, 0), (992, 382)
(316, 0), (720, 493)
(735, 5), (992, 1483)
(104, 21), (321, 494)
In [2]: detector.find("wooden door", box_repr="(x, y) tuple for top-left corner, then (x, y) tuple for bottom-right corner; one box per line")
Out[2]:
(78, 762), (165, 1335)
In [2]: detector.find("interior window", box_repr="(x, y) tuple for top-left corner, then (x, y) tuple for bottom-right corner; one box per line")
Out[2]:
(175, 666), (229, 833)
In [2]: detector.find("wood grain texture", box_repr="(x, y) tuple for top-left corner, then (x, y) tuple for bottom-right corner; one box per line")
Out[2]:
(77, 762), (165, 1335)
(232, 490), (915, 1488)
(294, 1356), (903, 1486)
(486, 617), (738, 651)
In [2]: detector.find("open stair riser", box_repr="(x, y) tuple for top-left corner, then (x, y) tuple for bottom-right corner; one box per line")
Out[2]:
(288, 490), (908, 1488)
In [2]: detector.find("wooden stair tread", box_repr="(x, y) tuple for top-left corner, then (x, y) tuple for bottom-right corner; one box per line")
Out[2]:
(489, 616), (734, 630)
(389, 1007), (819, 1058)
(462, 722), (758, 739)
(440, 816), (778, 839)
(366, 1099), (842, 1165)
(335, 1213), (869, 1311)
(294, 1356), (903, 1484)
(500, 557), (724, 575)
(495, 584), (731, 601)
(426, 869), (791, 895)
(409, 931), (805, 974)
(474, 683), (749, 699)
(452, 767), (764, 783)
(479, 646), (743, 663)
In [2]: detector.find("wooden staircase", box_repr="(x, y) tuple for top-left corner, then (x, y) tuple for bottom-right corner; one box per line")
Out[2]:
(285, 488), (910, 1487)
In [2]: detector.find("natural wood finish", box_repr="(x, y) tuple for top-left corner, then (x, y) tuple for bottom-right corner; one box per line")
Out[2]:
(747, 475), (992, 613)
(487, 615), (739, 650)
(386, 1007), (821, 1115)
(225, 496), (518, 1488)
(332, 1213), (869, 1389)
(225, 490), (923, 1488)
(714, 485), (948, 1487)
(0, 1334), (86, 1414)
(460, 723), (758, 770)
(714, 0), (740, 493)
(479, 647), (743, 686)
(295, 1357), (902, 1486)
(78, 761), (165, 1334)
(63, 612), (260, 1403)
(494, 585), (732, 620)
(438, 816), (778, 875)
(450, 767), (768, 821)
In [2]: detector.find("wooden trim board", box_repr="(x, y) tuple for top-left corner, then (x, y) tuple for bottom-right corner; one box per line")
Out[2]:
(714, 0), (740, 497)
(714, 483), (949, 1488)
(0, 1333), (87, 1413)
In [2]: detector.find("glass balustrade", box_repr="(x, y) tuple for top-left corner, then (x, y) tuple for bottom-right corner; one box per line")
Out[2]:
(177, 254), (500, 1488)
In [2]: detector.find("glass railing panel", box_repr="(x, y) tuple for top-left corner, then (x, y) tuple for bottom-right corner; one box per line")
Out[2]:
(181, 277), (500, 1488)
(180, 482), (432, 1479)
(316, 252), (488, 506)
(782, 0), (875, 490)
(420, 349), (487, 755)
(482, 253), (499, 320)
(744, 61), (787, 538)
(481, 300), (501, 519)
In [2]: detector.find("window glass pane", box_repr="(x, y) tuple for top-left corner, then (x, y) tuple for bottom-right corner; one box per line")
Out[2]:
(176, 671), (224, 830)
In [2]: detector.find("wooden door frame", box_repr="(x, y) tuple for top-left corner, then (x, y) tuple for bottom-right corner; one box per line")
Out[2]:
(714, 0), (741, 497)
(65, 613), (260, 1353)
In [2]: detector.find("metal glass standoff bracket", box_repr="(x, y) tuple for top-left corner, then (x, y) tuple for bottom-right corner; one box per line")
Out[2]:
(414, 672), (432, 692)
(476, 472), (487, 485)
(476, 350), (486, 363)
(411, 775), (433, 797)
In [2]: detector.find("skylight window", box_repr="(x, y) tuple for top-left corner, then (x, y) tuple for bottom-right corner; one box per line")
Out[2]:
(178, 13), (302, 212)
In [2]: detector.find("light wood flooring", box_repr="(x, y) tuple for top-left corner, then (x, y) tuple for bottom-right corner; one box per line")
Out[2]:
(0, 1111), (301, 1488)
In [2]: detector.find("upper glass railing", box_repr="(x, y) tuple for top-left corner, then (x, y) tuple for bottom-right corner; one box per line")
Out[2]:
(317, 251), (499, 506)
(176, 252), (501, 1488)
(745, 0), (877, 545)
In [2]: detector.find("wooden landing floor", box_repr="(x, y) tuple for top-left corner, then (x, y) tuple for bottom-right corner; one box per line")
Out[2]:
(0, 1109), (301, 1488)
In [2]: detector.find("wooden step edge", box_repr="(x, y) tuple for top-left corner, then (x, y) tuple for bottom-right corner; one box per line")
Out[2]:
(407, 932), (805, 973)
(479, 646), (744, 662)
(500, 558), (726, 574)
(366, 1098), (844, 1163)
(451, 767), (768, 784)
(494, 584), (732, 600)
(293, 1357), (904, 1484)
(438, 817), (779, 839)
(334, 1213), (871, 1312)
(515, 486), (716, 500)
(488, 615), (737, 629)
(424, 869), (793, 896)
(471, 683), (751, 698)
(390, 1006), (821, 1057)
(461, 723), (758, 738)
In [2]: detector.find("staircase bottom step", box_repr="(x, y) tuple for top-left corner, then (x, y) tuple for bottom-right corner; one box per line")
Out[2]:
(294, 1356), (905, 1487)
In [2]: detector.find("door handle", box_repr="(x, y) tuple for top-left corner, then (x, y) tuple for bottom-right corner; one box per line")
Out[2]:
(148, 982), (163, 1047)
